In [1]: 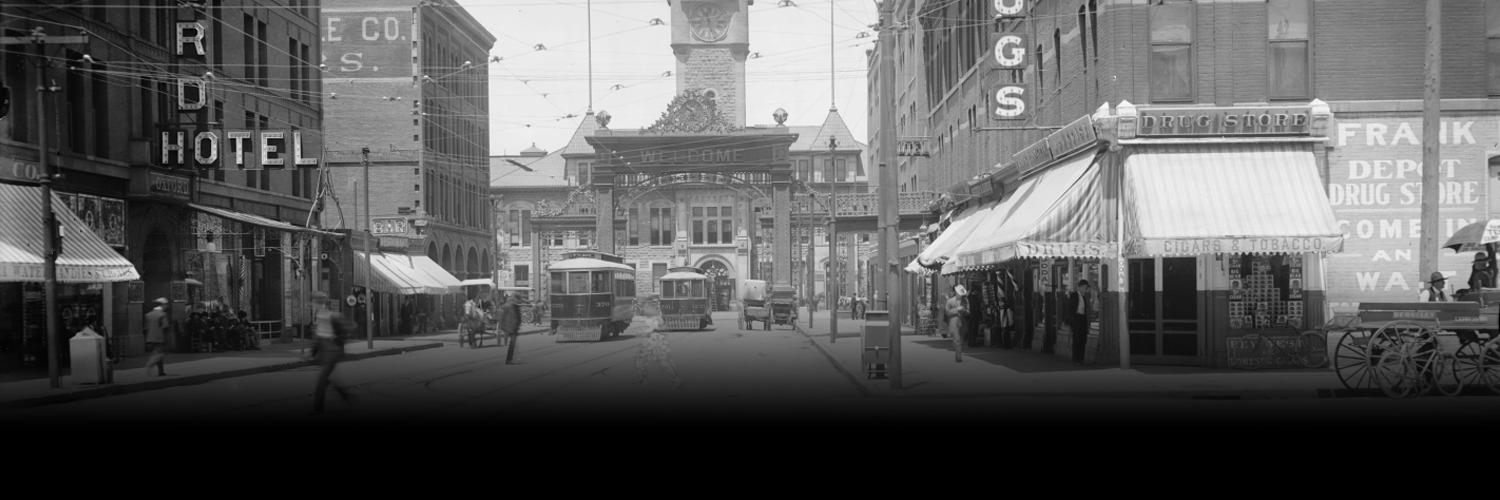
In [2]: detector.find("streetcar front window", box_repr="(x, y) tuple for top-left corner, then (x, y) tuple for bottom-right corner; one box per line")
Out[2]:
(569, 272), (590, 294)
(691, 281), (704, 298)
(663, 282), (675, 299)
(551, 273), (565, 294)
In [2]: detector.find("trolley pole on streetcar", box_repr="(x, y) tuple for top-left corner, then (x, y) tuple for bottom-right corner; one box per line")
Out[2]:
(876, 0), (902, 388)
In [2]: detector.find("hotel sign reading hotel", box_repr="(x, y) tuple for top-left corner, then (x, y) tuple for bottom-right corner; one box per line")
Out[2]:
(161, 8), (319, 170)
(1136, 107), (1312, 137)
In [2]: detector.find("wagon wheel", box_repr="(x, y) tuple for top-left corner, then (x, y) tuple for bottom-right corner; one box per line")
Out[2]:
(1479, 340), (1500, 396)
(1451, 340), (1488, 395)
(1334, 330), (1379, 393)
(1371, 348), (1414, 399)
(1297, 331), (1331, 369)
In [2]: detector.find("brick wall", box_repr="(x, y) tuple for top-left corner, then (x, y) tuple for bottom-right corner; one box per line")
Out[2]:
(682, 47), (742, 125)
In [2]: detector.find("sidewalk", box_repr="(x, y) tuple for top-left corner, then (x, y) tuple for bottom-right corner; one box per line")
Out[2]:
(792, 311), (1353, 400)
(387, 325), (550, 344)
(0, 339), (442, 410)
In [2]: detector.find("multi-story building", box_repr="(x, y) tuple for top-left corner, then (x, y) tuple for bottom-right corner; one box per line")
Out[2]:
(1, 1), (332, 368)
(882, 0), (1500, 367)
(319, 0), (494, 332)
(490, 0), (875, 312)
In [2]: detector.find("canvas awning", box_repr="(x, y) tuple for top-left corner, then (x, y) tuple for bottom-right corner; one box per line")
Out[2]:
(351, 252), (449, 294)
(1122, 143), (1343, 256)
(948, 151), (1111, 274)
(0, 184), (140, 283)
(913, 201), (994, 269)
(409, 255), (464, 290)
(188, 203), (341, 237)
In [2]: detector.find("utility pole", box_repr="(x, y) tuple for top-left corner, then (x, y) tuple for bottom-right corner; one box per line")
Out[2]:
(362, 147), (373, 349)
(827, 137), (839, 343)
(1419, 0), (1441, 284)
(807, 194), (816, 329)
(876, 0), (902, 388)
(3, 28), (89, 389)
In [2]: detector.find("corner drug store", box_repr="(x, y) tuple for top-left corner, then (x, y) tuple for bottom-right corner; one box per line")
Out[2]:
(916, 101), (1346, 368)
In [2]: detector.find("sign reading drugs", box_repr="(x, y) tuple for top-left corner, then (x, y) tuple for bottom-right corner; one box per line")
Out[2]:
(987, 82), (1029, 121)
(990, 0), (1027, 19)
(989, 32), (1029, 70)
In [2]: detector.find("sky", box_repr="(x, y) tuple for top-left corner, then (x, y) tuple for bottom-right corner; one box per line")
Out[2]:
(455, 0), (878, 156)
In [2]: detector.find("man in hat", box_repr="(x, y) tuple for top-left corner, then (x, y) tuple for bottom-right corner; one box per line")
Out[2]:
(1417, 272), (1455, 302)
(143, 298), (171, 376)
(946, 285), (969, 362)
(1468, 252), (1496, 291)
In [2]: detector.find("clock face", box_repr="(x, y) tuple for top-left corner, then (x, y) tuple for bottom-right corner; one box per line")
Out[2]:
(689, 3), (732, 43)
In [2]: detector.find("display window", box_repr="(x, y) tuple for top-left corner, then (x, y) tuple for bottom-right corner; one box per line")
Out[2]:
(1226, 254), (1305, 330)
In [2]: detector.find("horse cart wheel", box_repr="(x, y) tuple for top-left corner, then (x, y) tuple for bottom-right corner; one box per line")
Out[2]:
(1451, 341), (1489, 395)
(1334, 330), (1378, 393)
(1479, 340), (1500, 396)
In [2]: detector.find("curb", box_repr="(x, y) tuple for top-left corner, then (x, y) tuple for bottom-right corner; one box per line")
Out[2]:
(795, 328), (1370, 401)
(0, 342), (444, 410)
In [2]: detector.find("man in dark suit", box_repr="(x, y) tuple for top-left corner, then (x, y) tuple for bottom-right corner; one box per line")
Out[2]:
(1067, 280), (1093, 365)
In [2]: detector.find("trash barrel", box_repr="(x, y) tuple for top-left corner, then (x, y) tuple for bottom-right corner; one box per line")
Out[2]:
(861, 310), (891, 379)
(69, 330), (108, 385)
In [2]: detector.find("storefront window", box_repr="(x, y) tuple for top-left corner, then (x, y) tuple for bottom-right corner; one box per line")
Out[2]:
(1227, 254), (1305, 330)
(1128, 259), (1156, 320)
(1161, 257), (1197, 320)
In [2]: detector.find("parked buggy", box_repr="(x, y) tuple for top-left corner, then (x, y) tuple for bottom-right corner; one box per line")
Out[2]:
(740, 280), (770, 330)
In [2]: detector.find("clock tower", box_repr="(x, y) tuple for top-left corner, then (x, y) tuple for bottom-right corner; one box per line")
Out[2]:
(668, 0), (751, 126)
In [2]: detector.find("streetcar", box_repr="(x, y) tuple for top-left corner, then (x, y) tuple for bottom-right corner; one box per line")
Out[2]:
(547, 251), (635, 342)
(658, 266), (712, 331)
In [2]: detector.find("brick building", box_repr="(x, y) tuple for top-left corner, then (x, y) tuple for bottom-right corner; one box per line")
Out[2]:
(884, 0), (1500, 367)
(318, 0), (494, 332)
(2, 1), (334, 368)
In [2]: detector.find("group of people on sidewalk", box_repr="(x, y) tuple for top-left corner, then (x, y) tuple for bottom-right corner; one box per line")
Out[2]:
(942, 279), (1095, 366)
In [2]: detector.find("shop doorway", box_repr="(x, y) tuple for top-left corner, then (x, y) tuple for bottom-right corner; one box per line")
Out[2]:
(1127, 257), (1201, 365)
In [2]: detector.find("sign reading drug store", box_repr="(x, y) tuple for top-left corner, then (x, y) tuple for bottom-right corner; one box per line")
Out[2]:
(159, 10), (320, 171)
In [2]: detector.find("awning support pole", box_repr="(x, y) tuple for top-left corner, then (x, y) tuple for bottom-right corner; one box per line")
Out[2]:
(1115, 156), (1130, 370)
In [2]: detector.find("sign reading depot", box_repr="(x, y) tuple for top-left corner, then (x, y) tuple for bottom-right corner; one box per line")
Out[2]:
(1323, 115), (1497, 308)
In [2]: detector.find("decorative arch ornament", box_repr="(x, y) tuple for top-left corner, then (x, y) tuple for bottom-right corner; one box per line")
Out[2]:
(641, 89), (741, 135)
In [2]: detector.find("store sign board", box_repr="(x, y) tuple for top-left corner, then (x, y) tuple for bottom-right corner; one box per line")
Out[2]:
(1047, 115), (1100, 158)
(1226, 334), (1314, 369)
(370, 217), (410, 236)
(987, 82), (1029, 122)
(1136, 236), (1342, 256)
(145, 171), (193, 201)
(1136, 107), (1312, 137)
(1013, 140), (1054, 177)
(0, 145), (43, 185)
(990, 0), (1028, 19)
(988, 32), (1029, 70)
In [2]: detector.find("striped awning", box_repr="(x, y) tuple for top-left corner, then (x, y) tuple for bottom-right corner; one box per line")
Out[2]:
(189, 203), (341, 237)
(914, 201), (994, 269)
(949, 151), (1112, 274)
(409, 255), (464, 290)
(352, 251), (448, 294)
(0, 184), (140, 283)
(1123, 144), (1343, 256)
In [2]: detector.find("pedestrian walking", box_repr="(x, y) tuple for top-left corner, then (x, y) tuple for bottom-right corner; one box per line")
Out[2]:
(1417, 272), (1454, 302)
(310, 292), (356, 415)
(498, 293), (523, 364)
(1067, 280), (1093, 365)
(143, 298), (171, 376)
(399, 296), (414, 337)
(946, 285), (969, 363)
(635, 329), (682, 388)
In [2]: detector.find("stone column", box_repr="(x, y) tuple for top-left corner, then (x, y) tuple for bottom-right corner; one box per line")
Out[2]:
(595, 188), (614, 254)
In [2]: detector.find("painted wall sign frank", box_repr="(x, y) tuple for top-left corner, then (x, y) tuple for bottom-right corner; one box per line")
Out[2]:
(1136, 107), (1312, 136)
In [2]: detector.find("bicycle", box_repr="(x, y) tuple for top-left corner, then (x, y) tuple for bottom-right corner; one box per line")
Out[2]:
(1234, 316), (1353, 370)
(1366, 321), (1464, 398)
